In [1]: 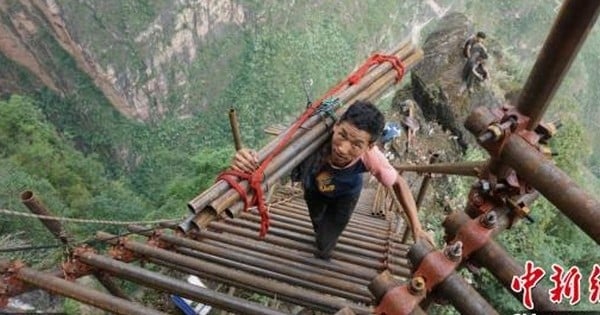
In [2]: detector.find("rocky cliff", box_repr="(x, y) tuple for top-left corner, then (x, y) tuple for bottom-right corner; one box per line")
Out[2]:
(0, 0), (245, 121)
(394, 12), (506, 151)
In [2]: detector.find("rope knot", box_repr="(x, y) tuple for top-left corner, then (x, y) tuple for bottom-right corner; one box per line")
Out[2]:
(347, 53), (405, 86)
(217, 169), (270, 238)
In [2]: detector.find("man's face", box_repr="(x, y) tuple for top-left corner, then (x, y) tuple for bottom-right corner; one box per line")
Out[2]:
(330, 121), (373, 167)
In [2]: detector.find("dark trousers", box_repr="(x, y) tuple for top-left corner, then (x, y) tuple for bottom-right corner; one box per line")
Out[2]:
(304, 190), (360, 258)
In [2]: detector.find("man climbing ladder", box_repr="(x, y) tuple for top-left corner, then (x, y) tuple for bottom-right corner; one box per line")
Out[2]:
(231, 101), (434, 260)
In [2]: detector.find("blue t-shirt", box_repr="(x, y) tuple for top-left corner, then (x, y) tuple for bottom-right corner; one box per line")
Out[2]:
(294, 141), (397, 199)
(309, 159), (367, 199)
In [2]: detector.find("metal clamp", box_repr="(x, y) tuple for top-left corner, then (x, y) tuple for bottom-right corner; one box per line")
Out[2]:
(413, 250), (459, 294)
(506, 198), (534, 226)
(374, 284), (424, 315)
(62, 246), (96, 281)
(0, 261), (26, 307)
(315, 98), (340, 126)
(147, 230), (171, 250)
(108, 238), (137, 263)
(453, 213), (495, 257)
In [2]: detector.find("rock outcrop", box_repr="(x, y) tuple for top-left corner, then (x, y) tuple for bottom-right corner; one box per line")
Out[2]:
(395, 12), (504, 152)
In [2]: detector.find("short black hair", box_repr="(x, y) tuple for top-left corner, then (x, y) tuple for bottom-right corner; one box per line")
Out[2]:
(477, 31), (486, 39)
(338, 100), (385, 143)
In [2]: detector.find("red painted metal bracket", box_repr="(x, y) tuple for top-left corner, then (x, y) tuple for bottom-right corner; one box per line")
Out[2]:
(62, 246), (96, 281)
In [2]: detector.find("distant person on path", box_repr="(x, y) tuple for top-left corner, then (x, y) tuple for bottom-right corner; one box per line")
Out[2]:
(399, 99), (420, 152)
(463, 31), (487, 60)
(461, 31), (490, 94)
(462, 53), (489, 93)
(231, 101), (434, 260)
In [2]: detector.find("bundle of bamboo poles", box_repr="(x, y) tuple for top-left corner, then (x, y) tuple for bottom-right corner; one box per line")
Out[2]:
(180, 38), (424, 233)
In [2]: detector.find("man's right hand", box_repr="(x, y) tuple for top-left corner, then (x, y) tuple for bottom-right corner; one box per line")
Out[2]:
(414, 228), (435, 247)
(231, 148), (259, 173)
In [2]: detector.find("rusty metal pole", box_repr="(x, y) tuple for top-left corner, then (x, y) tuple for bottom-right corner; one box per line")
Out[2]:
(197, 227), (377, 279)
(220, 217), (385, 261)
(0, 268), (65, 299)
(501, 136), (600, 243)
(92, 233), (372, 314)
(228, 108), (243, 151)
(175, 247), (370, 303)
(407, 240), (499, 315)
(401, 154), (440, 243)
(0, 261), (164, 315)
(373, 184), (383, 216)
(187, 130), (330, 229)
(415, 153), (440, 208)
(465, 107), (600, 244)
(358, 52), (424, 106)
(198, 220), (408, 273)
(368, 270), (428, 315)
(74, 253), (290, 315)
(204, 220), (384, 270)
(130, 225), (374, 283)
(235, 212), (390, 254)
(394, 160), (486, 177)
(93, 271), (131, 301)
(149, 256), (367, 314)
(443, 211), (565, 312)
(256, 208), (394, 246)
(20, 191), (130, 300)
(473, 240), (564, 312)
(20, 191), (70, 244)
(117, 233), (372, 300)
(516, 0), (600, 130)
(477, 241), (565, 312)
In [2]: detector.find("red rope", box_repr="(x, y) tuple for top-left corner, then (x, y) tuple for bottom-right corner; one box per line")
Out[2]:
(218, 53), (405, 237)
(348, 54), (405, 85)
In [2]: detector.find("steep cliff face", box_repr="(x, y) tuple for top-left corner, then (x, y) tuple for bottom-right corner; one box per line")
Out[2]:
(0, 1), (61, 94)
(0, 0), (245, 121)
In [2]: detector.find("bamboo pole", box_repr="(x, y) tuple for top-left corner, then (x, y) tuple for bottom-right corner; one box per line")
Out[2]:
(228, 108), (243, 151)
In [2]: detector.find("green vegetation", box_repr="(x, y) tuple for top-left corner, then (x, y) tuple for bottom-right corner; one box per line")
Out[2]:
(0, 96), (148, 254)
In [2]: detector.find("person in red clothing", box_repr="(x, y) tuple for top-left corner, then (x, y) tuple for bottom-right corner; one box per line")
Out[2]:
(232, 101), (434, 260)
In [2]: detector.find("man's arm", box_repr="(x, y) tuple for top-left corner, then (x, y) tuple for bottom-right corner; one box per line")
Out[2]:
(472, 63), (485, 80)
(481, 65), (489, 80)
(362, 146), (435, 245)
(463, 38), (473, 58)
(392, 174), (435, 245)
